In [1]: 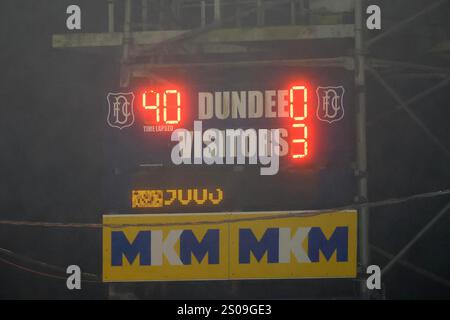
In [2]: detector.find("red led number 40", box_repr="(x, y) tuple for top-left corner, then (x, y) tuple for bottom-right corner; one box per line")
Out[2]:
(142, 90), (181, 125)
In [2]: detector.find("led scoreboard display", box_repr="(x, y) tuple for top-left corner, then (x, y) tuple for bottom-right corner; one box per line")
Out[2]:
(103, 68), (355, 213)
(141, 85), (309, 167)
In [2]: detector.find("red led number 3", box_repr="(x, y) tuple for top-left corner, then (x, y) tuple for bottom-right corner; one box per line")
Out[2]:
(142, 89), (181, 125)
(290, 86), (308, 159)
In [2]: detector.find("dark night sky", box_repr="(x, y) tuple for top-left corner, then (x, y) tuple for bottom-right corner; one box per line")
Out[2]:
(0, 0), (450, 299)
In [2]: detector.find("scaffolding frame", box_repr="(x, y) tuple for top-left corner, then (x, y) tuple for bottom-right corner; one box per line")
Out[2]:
(52, 0), (450, 299)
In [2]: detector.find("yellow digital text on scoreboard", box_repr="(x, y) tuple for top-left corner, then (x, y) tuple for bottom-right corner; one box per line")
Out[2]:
(103, 211), (357, 282)
(132, 188), (223, 208)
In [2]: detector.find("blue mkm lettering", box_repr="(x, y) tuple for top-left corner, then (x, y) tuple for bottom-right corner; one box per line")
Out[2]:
(180, 229), (220, 265)
(239, 228), (279, 264)
(308, 227), (348, 262)
(111, 231), (151, 266)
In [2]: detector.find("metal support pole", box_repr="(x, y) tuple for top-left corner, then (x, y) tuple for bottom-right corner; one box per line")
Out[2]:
(236, 0), (242, 27)
(201, 0), (206, 27)
(158, 0), (164, 30)
(355, 0), (370, 299)
(120, 0), (132, 87)
(171, 0), (181, 28)
(381, 202), (450, 276)
(214, 0), (221, 24)
(300, 0), (309, 25)
(290, 0), (296, 25)
(108, 0), (115, 33)
(110, 1), (134, 297)
(142, 0), (149, 31)
(123, 0), (132, 60)
(257, 0), (265, 27)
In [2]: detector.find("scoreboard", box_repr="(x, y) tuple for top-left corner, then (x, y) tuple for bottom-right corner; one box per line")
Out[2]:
(102, 67), (355, 214)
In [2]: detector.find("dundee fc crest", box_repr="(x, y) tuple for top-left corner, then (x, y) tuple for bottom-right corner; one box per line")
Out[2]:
(107, 92), (135, 129)
(316, 86), (345, 123)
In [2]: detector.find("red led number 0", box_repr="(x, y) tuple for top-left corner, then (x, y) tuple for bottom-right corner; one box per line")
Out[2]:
(290, 86), (308, 159)
(142, 89), (181, 125)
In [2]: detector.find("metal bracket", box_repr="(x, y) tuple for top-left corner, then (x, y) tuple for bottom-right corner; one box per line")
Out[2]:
(354, 168), (368, 179)
(354, 195), (368, 204)
(354, 84), (366, 94)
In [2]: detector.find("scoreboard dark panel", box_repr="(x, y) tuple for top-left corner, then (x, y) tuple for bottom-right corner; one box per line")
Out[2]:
(103, 66), (355, 213)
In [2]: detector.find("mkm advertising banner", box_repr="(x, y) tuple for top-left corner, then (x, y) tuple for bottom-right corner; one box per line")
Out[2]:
(103, 211), (357, 282)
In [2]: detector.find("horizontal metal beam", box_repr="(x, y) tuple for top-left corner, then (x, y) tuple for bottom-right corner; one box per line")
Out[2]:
(133, 43), (255, 55)
(130, 57), (352, 77)
(52, 24), (355, 48)
(430, 40), (450, 56)
(370, 58), (450, 75)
